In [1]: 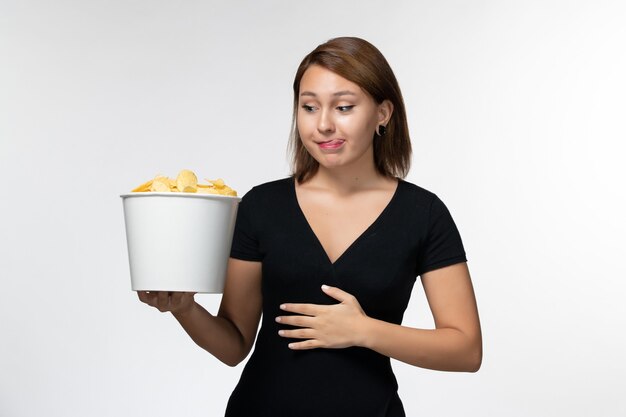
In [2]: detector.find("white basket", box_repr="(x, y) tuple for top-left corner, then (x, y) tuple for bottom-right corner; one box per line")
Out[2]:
(121, 192), (240, 293)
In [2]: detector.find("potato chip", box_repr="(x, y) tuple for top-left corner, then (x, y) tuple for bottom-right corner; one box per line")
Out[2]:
(150, 177), (171, 192)
(196, 187), (217, 195)
(132, 170), (237, 196)
(176, 169), (198, 193)
(197, 184), (237, 196)
(208, 178), (225, 188)
(131, 179), (153, 192)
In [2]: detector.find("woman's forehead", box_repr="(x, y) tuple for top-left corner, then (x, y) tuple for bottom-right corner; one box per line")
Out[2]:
(299, 65), (363, 97)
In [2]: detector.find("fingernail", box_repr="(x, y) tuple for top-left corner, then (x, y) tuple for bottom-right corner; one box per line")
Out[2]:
(278, 330), (285, 336)
(280, 304), (286, 310)
(321, 284), (329, 290)
(275, 316), (281, 322)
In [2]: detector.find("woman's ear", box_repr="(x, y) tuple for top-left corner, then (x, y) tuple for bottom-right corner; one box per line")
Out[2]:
(378, 100), (394, 125)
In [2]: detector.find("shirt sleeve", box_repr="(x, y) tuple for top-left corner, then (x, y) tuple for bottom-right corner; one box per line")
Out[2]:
(230, 191), (263, 262)
(416, 194), (467, 276)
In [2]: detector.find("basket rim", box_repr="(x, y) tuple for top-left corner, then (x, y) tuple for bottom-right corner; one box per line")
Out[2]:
(120, 192), (241, 201)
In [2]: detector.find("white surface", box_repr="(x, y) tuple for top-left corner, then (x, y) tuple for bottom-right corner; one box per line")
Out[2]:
(121, 193), (240, 293)
(1, 1), (625, 416)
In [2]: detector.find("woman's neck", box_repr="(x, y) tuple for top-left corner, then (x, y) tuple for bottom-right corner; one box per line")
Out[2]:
(303, 163), (393, 196)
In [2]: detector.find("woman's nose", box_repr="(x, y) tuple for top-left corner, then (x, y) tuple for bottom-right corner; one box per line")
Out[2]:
(317, 109), (335, 134)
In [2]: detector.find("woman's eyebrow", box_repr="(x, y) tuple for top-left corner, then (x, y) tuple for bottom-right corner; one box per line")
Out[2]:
(299, 90), (357, 97)
(333, 90), (356, 97)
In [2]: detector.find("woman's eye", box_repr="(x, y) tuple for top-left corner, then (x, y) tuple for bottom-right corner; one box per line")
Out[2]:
(337, 105), (355, 112)
(301, 105), (316, 112)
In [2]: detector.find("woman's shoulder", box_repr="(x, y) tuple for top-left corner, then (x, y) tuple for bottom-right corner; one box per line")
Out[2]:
(239, 176), (294, 204)
(395, 179), (463, 240)
(396, 179), (460, 221)
(397, 178), (439, 205)
(245, 176), (292, 194)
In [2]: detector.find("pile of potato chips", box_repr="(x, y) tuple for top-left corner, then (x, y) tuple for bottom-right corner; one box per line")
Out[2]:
(132, 170), (237, 196)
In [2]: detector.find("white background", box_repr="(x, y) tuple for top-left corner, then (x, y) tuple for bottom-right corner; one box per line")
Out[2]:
(1, 0), (625, 416)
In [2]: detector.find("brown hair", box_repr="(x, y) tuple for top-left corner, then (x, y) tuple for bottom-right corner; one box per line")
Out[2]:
(289, 37), (412, 183)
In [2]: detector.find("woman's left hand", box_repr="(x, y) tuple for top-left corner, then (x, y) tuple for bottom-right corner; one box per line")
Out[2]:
(276, 285), (369, 350)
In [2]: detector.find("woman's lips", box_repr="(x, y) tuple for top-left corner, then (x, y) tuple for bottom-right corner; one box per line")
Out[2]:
(318, 139), (345, 150)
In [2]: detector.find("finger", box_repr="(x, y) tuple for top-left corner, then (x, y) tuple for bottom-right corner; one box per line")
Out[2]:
(278, 328), (316, 339)
(170, 292), (183, 306)
(280, 303), (321, 316)
(288, 339), (321, 350)
(276, 315), (315, 328)
(321, 284), (355, 303)
(137, 291), (148, 303)
(138, 291), (157, 306)
(156, 292), (170, 311)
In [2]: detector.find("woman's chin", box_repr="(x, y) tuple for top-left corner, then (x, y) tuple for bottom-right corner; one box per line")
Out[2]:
(316, 155), (347, 169)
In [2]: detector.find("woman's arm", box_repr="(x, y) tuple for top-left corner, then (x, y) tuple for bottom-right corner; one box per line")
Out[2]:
(277, 262), (481, 372)
(360, 262), (482, 372)
(138, 257), (262, 367)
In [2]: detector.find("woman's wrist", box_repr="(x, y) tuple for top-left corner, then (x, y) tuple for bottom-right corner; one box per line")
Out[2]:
(355, 315), (377, 348)
(172, 300), (198, 320)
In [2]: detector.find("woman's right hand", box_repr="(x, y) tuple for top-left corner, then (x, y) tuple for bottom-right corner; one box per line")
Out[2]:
(134, 259), (262, 366)
(137, 291), (197, 316)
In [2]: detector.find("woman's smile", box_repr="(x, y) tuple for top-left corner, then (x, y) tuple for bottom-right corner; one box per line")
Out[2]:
(317, 139), (345, 151)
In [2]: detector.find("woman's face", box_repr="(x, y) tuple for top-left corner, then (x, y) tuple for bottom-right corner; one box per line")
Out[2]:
(297, 65), (391, 172)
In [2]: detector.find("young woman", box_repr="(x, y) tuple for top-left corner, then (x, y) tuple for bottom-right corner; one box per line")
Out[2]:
(138, 36), (482, 417)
